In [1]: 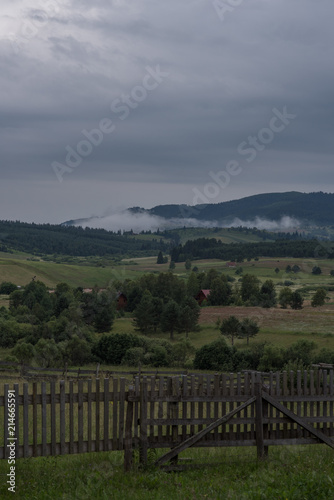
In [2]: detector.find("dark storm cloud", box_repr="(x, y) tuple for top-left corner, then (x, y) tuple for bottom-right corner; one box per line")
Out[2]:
(0, 0), (333, 223)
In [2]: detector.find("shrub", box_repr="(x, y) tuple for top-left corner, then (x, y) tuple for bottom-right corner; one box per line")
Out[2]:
(193, 338), (234, 371)
(12, 340), (35, 365)
(122, 347), (145, 367)
(285, 340), (316, 365)
(0, 281), (18, 295)
(92, 333), (141, 365)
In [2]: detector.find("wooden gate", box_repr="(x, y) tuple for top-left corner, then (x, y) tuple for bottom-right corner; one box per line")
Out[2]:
(124, 371), (334, 470)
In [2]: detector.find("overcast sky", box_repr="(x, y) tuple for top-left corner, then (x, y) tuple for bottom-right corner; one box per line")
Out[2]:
(0, 0), (333, 224)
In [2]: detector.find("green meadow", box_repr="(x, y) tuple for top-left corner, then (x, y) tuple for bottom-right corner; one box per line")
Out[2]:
(0, 446), (333, 499)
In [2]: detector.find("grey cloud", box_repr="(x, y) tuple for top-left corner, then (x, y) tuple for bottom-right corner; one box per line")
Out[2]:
(0, 0), (333, 222)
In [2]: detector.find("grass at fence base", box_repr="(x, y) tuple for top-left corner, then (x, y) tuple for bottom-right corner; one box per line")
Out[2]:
(0, 445), (333, 499)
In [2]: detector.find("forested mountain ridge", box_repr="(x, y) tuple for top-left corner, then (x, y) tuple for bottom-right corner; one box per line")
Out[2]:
(0, 220), (167, 257)
(131, 191), (334, 225)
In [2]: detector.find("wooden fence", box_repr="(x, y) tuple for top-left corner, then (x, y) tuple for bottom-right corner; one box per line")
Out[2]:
(1, 370), (334, 468)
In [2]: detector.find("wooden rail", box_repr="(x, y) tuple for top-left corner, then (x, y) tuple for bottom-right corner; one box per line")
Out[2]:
(1, 370), (333, 469)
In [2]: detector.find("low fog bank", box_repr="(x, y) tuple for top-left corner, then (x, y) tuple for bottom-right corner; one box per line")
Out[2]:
(73, 211), (301, 233)
(226, 216), (301, 231)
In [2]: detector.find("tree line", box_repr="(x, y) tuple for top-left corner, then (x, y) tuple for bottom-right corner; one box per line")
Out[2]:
(0, 220), (169, 257)
(170, 238), (334, 262)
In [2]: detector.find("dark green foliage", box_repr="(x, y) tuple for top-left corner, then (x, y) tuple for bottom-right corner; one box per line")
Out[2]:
(178, 297), (200, 336)
(290, 291), (304, 309)
(170, 238), (332, 263)
(0, 281), (18, 294)
(185, 259), (192, 271)
(284, 340), (316, 366)
(186, 272), (200, 297)
(11, 340), (35, 365)
(241, 274), (260, 305)
(151, 192), (334, 225)
(0, 219), (168, 257)
(220, 316), (241, 345)
(133, 291), (162, 334)
(64, 335), (92, 366)
(156, 251), (164, 264)
(160, 300), (180, 340)
(193, 338), (234, 371)
(34, 339), (62, 368)
(81, 290), (115, 332)
(278, 287), (293, 308)
(207, 276), (232, 306)
(292, 264), (301, 273)
(122, 347), (146, 367)
(239, 318), (259, 345)
(312, 266), (322, 275)
(259, 279), (277, 308)
(0, 319), (22, 347)
(311, 288), (327, 307)
(93, 333), (141, 365)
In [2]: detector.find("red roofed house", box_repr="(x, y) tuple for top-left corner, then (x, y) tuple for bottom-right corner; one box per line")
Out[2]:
(195, 289), (211, 306)
(226, 262), (236, 268)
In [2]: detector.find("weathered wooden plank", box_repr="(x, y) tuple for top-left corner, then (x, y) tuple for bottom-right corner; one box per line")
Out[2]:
(182, 375), (188, 441)
(255, 381), (265, 459)
(104, 378), (110, 451)
(190, 375), (195, 437)
(140, 377), (148, 465)
(155, 396), (256, 466)
(95, 379), (100, 452)
(87, 379), (92, 453)
(50, 381), (56, 456)
(198, 375), (204, 433)
(149, 376), (155, 441)
(60, 381), (65, 455)
(134, 376), (140, 441)
(33, 382), (38, 456)
(214, 374), (219, 442)
(124, 385), (134, 472)
(119, 378), (126, 449)
(158, 377), (164, 442)
(261, 392), (334, 450)
(78, 380), (84, 454)
(69, 381), (74, 454)
(330, 371), (334, 437)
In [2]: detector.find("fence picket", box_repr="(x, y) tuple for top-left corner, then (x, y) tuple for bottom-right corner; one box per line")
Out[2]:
(1, 370), (334, 462)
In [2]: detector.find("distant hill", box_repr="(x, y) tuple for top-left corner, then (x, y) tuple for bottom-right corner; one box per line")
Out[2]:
(0, 220), (168, 257)
(138, 191), (334, 226)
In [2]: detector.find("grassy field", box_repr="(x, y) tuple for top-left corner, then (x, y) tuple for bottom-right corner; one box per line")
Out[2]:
(0, 445), (333, 499)
(1, 249), (334, 290)
(113, 303), (334, 353)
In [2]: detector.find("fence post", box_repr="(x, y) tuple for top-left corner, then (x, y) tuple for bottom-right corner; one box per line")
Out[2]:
(255, 378), (267, 460)
(139, 377), (148, 467)
(124, 385), (134, 472)
(171, 377), (180, 465)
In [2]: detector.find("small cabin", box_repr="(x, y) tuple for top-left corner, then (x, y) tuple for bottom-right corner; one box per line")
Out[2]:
(117, 292), (128, 310)
(195, 289), (211, 306)
(226, 262), (236, 268)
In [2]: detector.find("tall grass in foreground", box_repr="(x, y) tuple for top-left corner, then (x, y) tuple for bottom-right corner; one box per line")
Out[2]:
(0, 445), (333, 499)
